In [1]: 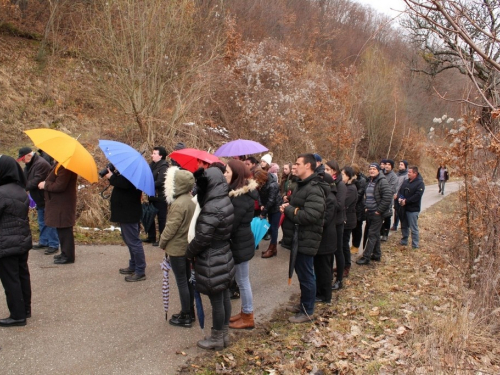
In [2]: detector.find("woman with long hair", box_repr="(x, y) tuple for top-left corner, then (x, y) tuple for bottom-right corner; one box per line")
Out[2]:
(340, 166), (358, 285)
(224, 160), (258, 329)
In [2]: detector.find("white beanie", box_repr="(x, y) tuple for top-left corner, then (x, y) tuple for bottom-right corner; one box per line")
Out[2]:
(261, 153), (272, 165)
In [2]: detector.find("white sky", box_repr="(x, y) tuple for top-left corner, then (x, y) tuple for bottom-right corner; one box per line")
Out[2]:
(354, 0), (406, 17)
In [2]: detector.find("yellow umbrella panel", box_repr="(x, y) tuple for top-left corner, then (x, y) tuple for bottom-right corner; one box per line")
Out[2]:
(24, 129), (98, 183)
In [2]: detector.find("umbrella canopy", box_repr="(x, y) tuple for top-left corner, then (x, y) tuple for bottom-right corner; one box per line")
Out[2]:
(141, 202), (159, 233)
(169, 148), (221, 173)
(250, 217), (271, 248)
(288, 224), (299, 285)
(214, 139), (268, 157)
(24, 129), (98, 183)
(98, 140), (155, 196)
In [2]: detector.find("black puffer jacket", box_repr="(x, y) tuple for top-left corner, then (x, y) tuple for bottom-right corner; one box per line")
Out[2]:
(259, 174), (282, 216)
(24, 153), (51, 208)
(0, 156), (32, 259)
(333, 174), (346, 225)
(148, 159), (168, 202)
(316, 178), (339, 255)
(344, 183), (358, 230)
(229, 179), (259, 264)
(186, 167), (235, 295)
(354, 173), (367, 220)
(109, 174), (142, 223)
(282, 173), (328, 256)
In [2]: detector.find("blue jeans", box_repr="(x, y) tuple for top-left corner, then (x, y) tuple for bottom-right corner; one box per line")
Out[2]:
(294, 252), (316, 315)
(438, 180), (446, 194)
(234, 261), (253, 313)
(37, 207), (59, 248)
(401, 211), (420, 248)
(121, 223), (146, 275)
(268, 211), (281, 245)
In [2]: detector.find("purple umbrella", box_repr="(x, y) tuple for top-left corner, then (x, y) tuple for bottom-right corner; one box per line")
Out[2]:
(214, 139), (268, 157)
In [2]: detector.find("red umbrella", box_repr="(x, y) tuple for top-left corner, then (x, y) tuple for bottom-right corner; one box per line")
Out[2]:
(169, 148), (222, 172)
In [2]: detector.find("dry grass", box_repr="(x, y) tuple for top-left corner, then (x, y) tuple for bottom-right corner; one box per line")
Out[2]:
(178, 193), (500, 374)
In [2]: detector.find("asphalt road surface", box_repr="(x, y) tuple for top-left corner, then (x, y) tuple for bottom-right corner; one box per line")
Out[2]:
(0, 182), (459, 375)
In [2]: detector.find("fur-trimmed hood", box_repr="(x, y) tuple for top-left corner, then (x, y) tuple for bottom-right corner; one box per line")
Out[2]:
(164, 166), (195, 204)
(228, 179), (258, 199)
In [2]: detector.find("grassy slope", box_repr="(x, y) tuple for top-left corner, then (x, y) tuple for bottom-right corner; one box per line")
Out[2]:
(178, 193), (499, 374)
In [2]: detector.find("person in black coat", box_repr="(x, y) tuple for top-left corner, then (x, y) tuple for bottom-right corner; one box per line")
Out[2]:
(314, 173), (338, 303)
(254, 169), (283, 258)
(186, 166), (235, 350)
(351, 164), (367, 252)
(144, 146), (169, 246)
(105, 168), (146, 282)
(340, 166), (357, 280)
(0, 155), (32, 327)
(398, 166), (425, 248)
(224, 160), (258, 330)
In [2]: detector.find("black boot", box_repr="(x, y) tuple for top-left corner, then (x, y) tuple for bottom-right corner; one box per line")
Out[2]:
(171, 310), (195, 322)
(169, 312), (192, 328)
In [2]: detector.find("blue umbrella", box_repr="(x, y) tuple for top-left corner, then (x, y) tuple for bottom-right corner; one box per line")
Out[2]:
(190, 266), (205, 330)
(250, 217), (271, 248)
(98, 140), (155, 196)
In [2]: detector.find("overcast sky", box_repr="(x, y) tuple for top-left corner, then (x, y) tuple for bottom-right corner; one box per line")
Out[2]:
(354, 0), (406, 17)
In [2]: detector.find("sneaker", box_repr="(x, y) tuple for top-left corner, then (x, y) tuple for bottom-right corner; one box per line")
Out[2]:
(119, 267), (134, 275)
(33, 244), (48, 249)
(286, 304), (302, 313)
(289, 312), (313, 323)
(44, 247), (59, 255)
(125, 273), (146, 282)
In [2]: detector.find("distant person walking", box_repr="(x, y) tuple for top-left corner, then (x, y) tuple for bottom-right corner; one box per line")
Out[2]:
(398, 166), (425, 249)
(436, 163), (449, 195)
(0, 155), (32, 327)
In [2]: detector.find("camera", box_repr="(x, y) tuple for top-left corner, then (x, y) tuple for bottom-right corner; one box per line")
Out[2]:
(98, 163), (116, 178)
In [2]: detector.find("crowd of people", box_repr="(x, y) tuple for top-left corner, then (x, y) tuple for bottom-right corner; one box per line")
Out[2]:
(0, 145), (428, 352)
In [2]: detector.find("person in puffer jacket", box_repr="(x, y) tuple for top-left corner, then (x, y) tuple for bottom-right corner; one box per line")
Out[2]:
(159, 166), (196, 328)
(0, 155), (32, 327)
(186, 166), (235, 350)
(224, 159), (259, 330)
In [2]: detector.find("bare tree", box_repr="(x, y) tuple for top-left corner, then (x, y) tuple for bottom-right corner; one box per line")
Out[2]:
(80, 0), (225, 145)
(403, 0), (500, 129)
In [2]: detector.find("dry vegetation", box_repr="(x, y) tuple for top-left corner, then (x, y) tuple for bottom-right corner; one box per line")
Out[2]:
(179, 194), (500, 374)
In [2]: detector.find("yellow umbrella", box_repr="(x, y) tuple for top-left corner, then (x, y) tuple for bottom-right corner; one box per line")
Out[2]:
(24, 129), (98, 183)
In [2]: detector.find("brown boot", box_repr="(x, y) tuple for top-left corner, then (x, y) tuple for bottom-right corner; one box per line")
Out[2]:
(229, 312), (254, 329)
(261, 244), (277, 258)
(229, 311), (242, 323)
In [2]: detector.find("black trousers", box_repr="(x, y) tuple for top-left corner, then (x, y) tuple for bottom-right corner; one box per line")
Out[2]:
(334, 224), (345, 281)
(147, 200), (168, 241)
(208, 289), (231, 330)
(57, 227), (75, 261)
(0, 251), (31, 320)
(352, 219), (364, 248)
(314, 253), (333, 303)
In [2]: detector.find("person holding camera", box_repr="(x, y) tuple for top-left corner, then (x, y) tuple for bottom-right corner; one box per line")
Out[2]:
(104, 167), (146, 282)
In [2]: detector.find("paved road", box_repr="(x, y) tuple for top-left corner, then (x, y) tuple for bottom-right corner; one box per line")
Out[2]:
(0, 182), (459, 374)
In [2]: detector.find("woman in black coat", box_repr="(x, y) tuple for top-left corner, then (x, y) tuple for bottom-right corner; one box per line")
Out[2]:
(254, 169), (283, 258)
(341, 166), (358, 279)
(0, 155), (32, 327)
(224, 160), (258, 330)
(186, 166), (235, 350)
(314, 173), (338, 303)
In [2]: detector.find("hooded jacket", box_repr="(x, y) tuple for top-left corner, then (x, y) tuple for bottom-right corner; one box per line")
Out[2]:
(282, 173), (328, 256)
(159, 167), (195, 256)
(398, 173), (425, 212)
(24, 153), (51, 208)
(0, 155), (32, 258)
(229, 179), (259, 264)
(186, 167), (235, 295)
